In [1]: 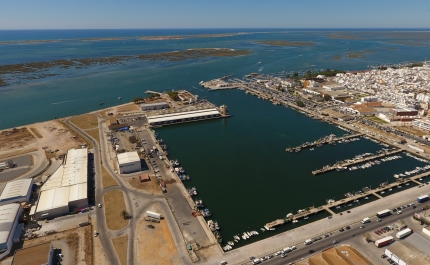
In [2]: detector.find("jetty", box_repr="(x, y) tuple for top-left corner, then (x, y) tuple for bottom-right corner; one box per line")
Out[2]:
(311, 149), (404, 175)
(264, 219), (286, 230)
(285, 133), (363, 152)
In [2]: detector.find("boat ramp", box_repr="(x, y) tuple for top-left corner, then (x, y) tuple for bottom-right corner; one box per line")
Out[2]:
(311, 148), (404, 175)
(285, 133), (363, 152)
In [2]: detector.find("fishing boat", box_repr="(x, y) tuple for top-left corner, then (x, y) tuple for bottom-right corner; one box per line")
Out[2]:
(99, 102), (105, 105)
(214, 231), (222, 243)
(292, 220), (298, 223)
(214, 221), (220, 230)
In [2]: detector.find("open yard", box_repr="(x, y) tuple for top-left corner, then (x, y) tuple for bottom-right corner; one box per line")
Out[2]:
(103, 190), (129, 230)
(128, 174), (162, 195)
(395, 125), (428, 137)
(111, 235), (128, 265)
(365, 116), (388, 124)
(136, 206), (182, 265)
(85, 128), (100, 144)
(70, 114), (98, 129)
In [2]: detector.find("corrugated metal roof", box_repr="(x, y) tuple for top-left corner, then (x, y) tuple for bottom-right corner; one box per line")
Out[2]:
(117, 152), (140, 164)
(148, 109), (220, 124)
(0, 204), (21, 245)
(36, 187), (70, 213)
(0, 179), (32, 202)
(69, 183), (87, 202)
(141, 102), (168, 107)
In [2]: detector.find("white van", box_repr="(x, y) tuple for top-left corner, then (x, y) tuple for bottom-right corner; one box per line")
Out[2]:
(283, 247), (292, 253)
(362, 217), (370, 224)
(304, 239), (313, 245)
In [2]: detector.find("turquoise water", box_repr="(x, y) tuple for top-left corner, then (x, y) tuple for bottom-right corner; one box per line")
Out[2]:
(1, 29), (430, 245)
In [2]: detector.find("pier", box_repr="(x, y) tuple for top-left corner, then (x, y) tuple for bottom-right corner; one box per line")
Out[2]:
(311, 149), (404, 175)
(285, 133), (363, 152)
(264, 169), (430, 228)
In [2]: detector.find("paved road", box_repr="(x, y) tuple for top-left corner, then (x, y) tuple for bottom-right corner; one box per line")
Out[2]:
(261, 205), (422, 265)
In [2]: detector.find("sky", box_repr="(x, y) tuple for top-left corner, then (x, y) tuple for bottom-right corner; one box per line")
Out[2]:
(1, 0), (430, 29)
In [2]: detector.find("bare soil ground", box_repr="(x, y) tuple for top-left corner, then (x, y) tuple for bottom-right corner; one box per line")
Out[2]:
(128, 175), (162, 195)
(92, 220), (108, 265)
(111, 235), (128, 265)
(70, 114), (99, 129)
(136, 206), (182, 265)
(116, 104), (140, 114)
(23, 226), (92, 265)
(0, 120), (84, 159)
(101, 165), (118, 188)
(395, 125), (428, 137)
(103, 190), (129, 230)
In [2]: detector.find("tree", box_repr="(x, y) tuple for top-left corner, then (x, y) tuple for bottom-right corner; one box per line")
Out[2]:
(286, 74), (291, 78)
(121, 210), (130, 220)
(296, 100), (305, 107)
(292, 72), (299, 78)
(131, 97), (144, 103)
(167, 91), (179, 101)
(306, 70), (312, 79)
(323, 94), (332, 101)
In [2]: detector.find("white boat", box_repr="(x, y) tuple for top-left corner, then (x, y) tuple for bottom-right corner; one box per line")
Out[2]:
(292, 220), (298, 223)
(304, 217), (309, 220)
(336, 166), (347, 171)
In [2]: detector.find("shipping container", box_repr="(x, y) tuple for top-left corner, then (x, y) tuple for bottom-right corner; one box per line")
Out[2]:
(146, 210), (161, 219)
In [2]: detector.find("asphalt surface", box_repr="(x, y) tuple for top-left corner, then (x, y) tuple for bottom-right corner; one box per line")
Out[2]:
(258, 205), (422, 265)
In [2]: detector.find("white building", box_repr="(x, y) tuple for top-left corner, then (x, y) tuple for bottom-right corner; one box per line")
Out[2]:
(146, 108), (222, 127)
(0, 204), (22, 260)
(117, 152), (141, 174)
(384, 233), (430, 265)
(34, 148), (88, 220)
(323, 84), (345, 91)
(0, 179), (33, 206)
(413, 119), (430, 131)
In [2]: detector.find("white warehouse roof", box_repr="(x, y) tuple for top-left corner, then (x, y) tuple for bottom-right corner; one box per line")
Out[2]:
(117, 152), (140, 165)
(148, 108), (220, 124)
(68, 183), (87, 203)
(0, 179), (32, 202)
(36, 187), (70, 213)
(0, 204), (21, 246)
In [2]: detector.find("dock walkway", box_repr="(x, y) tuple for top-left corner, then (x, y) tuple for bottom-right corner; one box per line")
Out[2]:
(285, 133), (362, 152)
(311, 149), (404, 175)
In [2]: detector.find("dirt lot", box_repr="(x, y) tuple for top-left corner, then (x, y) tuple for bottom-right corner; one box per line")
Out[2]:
(92, 220), (108, 265)
(23, 226), (92, 265)
(0, 120), (84, 159)
(128, 174), (162, 195)
(395, 125), (428, 137)
(102, 165), (118, 188)
(116, 104), (140, 114)
(111, 235), (128, 265)
(70, 114), (99, 130)
(136, 206), (182, 265)
(103, 190), (129, 230)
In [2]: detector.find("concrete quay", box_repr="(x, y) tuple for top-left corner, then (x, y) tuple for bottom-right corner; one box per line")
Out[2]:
(285, 133), (362, 152)
(311, 148), (404, 175)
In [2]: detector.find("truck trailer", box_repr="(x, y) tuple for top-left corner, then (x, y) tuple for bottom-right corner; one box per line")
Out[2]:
(396, 228), (413, 239)
(146, 211), (161, 219)
(375, 236), (394, 247)
(417, 195), (430, 203)
(377, 209), (391, 218)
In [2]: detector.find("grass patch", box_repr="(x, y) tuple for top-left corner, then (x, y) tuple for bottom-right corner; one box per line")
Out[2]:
(70, 114), (99, 129)
(86, 128), (100, 145)
(102, 165), (118, 188)
(104, 190), (129, 230)
(111, 235), (128, 265)
(365, 116), (388, 124)
(117, 104), (140, 113)
(257, 40), (314, 47)
(331, 56), (342, 61)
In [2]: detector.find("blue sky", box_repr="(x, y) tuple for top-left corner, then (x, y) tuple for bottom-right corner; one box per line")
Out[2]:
(1, 0), (429, 29)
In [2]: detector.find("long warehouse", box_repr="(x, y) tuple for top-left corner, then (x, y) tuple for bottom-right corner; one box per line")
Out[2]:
(34, 148), (88, 220)
(147, 108), (221, 126)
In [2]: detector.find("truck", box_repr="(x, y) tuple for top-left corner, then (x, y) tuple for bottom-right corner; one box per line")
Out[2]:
(377, 209), (391, 218)
(146, 211), (161, 219)
(396, 228), (413, 239)
(375, 236), (394, 247)
(417, 195), (430, 203)
(362, 217), (371, 224)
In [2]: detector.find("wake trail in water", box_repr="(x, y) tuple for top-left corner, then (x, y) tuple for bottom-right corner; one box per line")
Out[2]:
(50, 99), (76, 105)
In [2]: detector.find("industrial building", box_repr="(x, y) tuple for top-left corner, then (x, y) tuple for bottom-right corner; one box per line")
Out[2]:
(11, 242), (54, 265)
(0, 179), (33, 206)
(141, 102), (169, 111)
(384, 233), (430, 265)
(117, 152), (141, 174)
(147, 108), (222, 126)
(294, 245), (372, 265)
(34, 148), (88, 220)
(0, 204), (23, 260)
